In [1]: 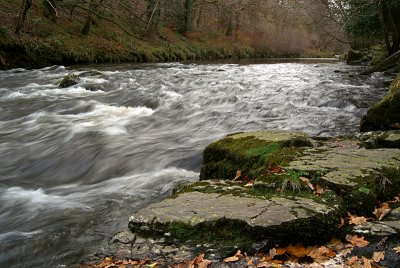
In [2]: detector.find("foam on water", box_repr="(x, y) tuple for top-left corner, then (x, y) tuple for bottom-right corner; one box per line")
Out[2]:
(0, 61), (394, 268)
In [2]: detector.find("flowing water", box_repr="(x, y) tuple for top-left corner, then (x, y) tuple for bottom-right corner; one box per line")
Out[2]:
(0, 60), (393, 267)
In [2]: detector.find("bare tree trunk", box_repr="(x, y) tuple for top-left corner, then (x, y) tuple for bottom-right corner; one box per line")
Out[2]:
(81, 0), (104, 35)
(15, 0), (33, 35)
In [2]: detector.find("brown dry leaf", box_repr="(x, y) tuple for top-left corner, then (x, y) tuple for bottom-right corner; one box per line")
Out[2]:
(286, 244), (314, 258)
(313, 185), (325, 196)
(276, 247), (287, 256)
(341, 247), (354, 257)
(223, 250), (243, 263)
(233, 170), (242, 181)
(307, 246), (334, 262)
(198, 260), (212, 268)
(246, 257), (254, 267)
(300, 177), (315, 191)
(377, 236), (388, 246)
(268, 166), (284, 174)
(256, 261), (271, 268)
(362, 256), (372, 268)
(373, 203), (391, 221)
(245, 181), (255, 187)
(327, 238), (345, 251)
(347, 255), (359, 265)
(348, 212), (368, 225)
(346, 235), (370, 248)
(338, 217), (346, 228)
(269, 248), (278, 259)
(372, 251), (384, 263)
(393, 246), (400, 253)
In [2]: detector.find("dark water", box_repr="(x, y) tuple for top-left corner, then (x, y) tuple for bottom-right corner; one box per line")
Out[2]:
(0, 61), (392, 267)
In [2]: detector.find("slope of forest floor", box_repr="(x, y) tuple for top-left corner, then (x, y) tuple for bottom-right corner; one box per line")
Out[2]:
(0, 1), (335, 70)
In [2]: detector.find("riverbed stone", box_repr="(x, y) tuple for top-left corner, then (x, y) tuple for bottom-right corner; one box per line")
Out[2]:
(360, 74), (400, 131)
(59, 73), (80, 88)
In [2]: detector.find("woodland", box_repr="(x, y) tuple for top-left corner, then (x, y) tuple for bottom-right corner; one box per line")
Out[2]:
(0, 0), (399, 68)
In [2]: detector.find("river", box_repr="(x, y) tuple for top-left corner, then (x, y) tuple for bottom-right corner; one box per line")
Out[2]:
(0, 60), (393, 267)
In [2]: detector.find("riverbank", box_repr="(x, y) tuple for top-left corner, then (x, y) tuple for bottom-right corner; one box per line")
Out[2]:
(0, 1), (335, 70)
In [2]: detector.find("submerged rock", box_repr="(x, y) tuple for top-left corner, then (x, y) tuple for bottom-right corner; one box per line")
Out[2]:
(360, 74), (400, 131)
(59, 73), (80, 88)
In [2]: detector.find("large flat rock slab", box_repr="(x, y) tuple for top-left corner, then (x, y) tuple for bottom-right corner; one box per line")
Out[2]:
(129, 191), (341, 253)
(289, 145), (400, 187)
(129, 192), (334, 228)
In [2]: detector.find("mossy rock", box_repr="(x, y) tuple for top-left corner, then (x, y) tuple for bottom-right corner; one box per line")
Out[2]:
(345, 49), (370, 65)
(289, 139), (400, 215)
(200, 130), (313, 181)
(129, 191), (342, 253)
(359, 131), (400, 149)
(59, 73), (80, 88)
(360, 74), (400, 132)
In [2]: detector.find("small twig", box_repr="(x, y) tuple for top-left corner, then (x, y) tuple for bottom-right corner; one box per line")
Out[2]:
(45, 0), (58, 17)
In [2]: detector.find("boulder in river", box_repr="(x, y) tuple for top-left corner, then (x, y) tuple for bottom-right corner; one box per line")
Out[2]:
(128, 130), (400, 258)
(59, 73), (80, 88)
(360, 74), (400, 131)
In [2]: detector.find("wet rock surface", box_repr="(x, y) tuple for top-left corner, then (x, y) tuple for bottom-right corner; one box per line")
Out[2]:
(119, 130), (400, 265)
(59, 73), (81, 88)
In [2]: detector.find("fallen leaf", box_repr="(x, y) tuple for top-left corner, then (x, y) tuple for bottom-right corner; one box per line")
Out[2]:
(348, 212), (368, 225)
(313, 184), (324, 196)
(327, 238), (345, 251)
(198, 259), (212, 268)
(377, 236), (388, 246)
(233, 170), (242, 181)
(286, 244), (313, 257)
(146, 262), (158, 268)
(224, 250), (243, 262)
(346, 235), (370, 247)
(307, 246), (335, 262)
(347, 255), (359, 265)
(276, 247), (287, 256)
(361, 256), (372, 268)
(300, 177), (314, 191)
(269, 248), (277, 259)
(341, 248), (353, 257)
(394, 246), (400, 253)
(268, 166), (284, 174)
(372, 251), (384, 263)
(246, 257), (254, 266)
(338, 217), (345, 228)
(245, 181), (255, 187)
(373, 203), (391, 221)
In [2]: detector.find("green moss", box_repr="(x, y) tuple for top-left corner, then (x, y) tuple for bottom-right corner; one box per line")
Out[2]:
(200, 135), (310, 181)
(344, 188), (377, 216)
(360, 74), (400, 131)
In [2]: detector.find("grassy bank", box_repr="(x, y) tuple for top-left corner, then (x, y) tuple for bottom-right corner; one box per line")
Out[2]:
(0, 1), (334, 69)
